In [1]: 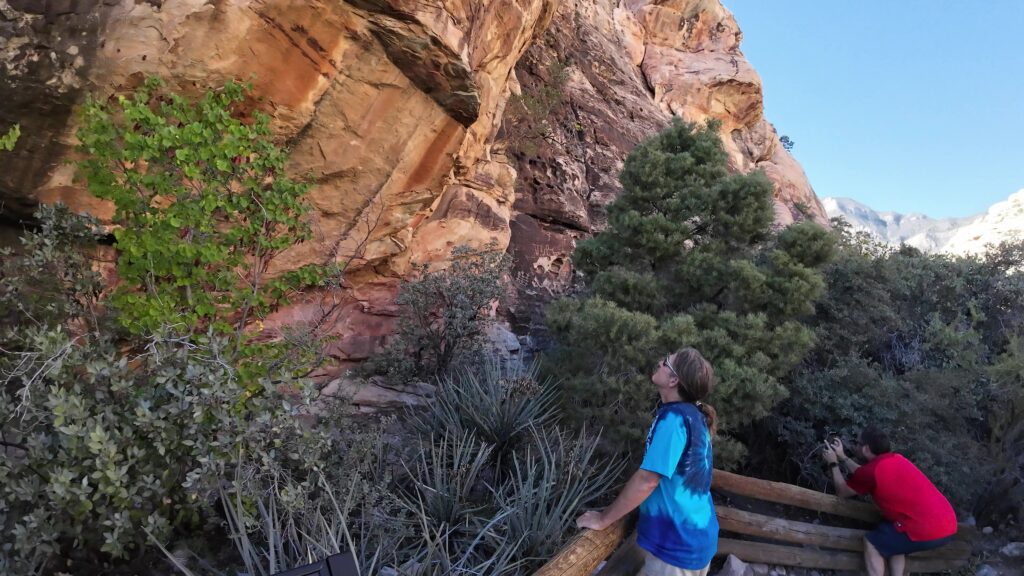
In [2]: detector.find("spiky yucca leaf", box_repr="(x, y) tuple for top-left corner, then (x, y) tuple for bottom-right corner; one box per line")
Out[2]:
(400, 431), (493, 531)
(414, 359), (559, 461)
(494, 426), (624, 566)
(389, 503), (524, 576)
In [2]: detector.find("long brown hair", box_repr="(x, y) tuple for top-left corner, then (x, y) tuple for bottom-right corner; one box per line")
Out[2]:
(670, 347), (717, 435)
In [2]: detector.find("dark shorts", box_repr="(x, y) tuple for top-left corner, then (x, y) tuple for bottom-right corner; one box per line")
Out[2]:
(865, 522), (952, 558)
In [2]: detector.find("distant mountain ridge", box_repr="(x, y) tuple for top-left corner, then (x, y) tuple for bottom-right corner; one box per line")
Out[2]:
(822, 191), (1024, 254)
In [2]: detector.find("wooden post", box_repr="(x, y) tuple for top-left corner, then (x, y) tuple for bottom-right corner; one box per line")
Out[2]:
(712, 469), (882, 523)
(595, 533), (645, 576)
(717, 506), (972, 559)
(716, 538), (970, 572)
(533, 517), (629, 576)
(717, 505), (865, 551)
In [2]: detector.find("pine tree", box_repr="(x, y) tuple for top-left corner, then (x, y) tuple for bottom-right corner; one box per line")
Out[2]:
(545, 119), (835, 466)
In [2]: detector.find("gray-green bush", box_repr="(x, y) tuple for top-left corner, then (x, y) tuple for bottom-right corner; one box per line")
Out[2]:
(363, 244), (508, 383)
(760, 222), (1024, 520)
(0, 206), (332, 574)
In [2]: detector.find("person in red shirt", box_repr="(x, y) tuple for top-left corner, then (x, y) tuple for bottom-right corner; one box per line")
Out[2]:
(822, 427), (957, 576)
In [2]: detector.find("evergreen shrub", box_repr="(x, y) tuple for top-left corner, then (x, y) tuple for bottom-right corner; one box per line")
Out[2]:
(544, 119), (835, 466)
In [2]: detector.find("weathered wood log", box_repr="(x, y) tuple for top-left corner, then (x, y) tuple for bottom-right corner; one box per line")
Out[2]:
(716, 506), (972, 559)
(595, 533), (645, 576)
(717, 537), (862, 570)
(716, 538), (970, 572)
(717, 505), (865, 551)
(533, 517), (628, 576)
(712, 469), (883, 523)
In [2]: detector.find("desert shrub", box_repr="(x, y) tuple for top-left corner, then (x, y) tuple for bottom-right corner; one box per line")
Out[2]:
(544, 119), (835, 466)
(1, 77), (337, 574)
(0, 204), (104, 329)
(363, 244), (508, 382)
(765, 357), (988, 506)
(0, 218), (330, 573)
(502, 59), (570, 155)
(762, 222), (1024, 517)
(161, 359), (621, 576)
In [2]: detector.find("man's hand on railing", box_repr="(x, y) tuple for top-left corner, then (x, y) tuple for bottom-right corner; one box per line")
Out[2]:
(576, 469), (661, 531)
(576, 510), (611, 530)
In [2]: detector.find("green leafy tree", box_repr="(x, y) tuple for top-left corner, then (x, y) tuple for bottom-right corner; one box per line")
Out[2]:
(545, 119), (835, 465)
(77, 78), (330, 341)
(1, 124), (19, 151)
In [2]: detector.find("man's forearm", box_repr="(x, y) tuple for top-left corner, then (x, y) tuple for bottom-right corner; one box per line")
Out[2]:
(598, 470), (659, 526)
(841, 456), (860, 474)
(830, 465), (856, 498)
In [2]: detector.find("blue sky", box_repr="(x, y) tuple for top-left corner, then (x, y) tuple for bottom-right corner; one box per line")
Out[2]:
(723, 1), (1024, 218)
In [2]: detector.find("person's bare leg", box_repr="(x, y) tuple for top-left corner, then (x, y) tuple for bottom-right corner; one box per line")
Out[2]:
(888, 554), (905, 576)
(864, 537), (886, 576)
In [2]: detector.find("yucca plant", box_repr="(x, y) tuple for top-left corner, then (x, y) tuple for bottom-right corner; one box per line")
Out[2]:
(494, 426), (624, 568)
(224, 468), (403, 576)
(388, 498), (524, 576)
(150, 466), (409, 576)
(400, 430), (493, 532)
(413, 359), (559, 462)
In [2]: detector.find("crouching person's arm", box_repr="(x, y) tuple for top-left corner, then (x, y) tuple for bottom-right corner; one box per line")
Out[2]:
(576, 469), (662, 530)
(824, 440), (859, 498)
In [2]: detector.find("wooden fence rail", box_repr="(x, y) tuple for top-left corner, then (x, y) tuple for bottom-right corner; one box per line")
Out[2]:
(534, 516), (630, 576)
(716, 506), (971, 560)
(534, 469), (974, 576)
(715, 538), (965, 573)
(711, 469), (882, 523)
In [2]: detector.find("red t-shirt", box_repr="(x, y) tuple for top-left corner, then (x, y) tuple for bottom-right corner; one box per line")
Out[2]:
(846, 453), (957, 541)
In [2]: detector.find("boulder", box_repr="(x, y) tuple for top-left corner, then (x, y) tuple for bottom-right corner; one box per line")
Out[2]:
(975, 564), (999, 576)
(716, 554), (753, 576)
(999, 541), (1024, 558)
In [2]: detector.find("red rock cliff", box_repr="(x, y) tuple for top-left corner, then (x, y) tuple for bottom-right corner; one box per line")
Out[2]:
(0, 0), (827, 368)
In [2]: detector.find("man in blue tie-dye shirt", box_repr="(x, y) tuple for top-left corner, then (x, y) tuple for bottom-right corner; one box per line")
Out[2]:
(576, 347), (719, 576)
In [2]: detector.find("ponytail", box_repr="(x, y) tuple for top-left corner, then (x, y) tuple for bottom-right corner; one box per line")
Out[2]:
(670, 347), (717, 436)
(695, 401), (717, 436)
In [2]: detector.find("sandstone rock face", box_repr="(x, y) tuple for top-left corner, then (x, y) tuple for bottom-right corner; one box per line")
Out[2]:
(507, 0), (827, 334)
(1, 0), (108, 217)
(1, 0), (555, 374)
(1, 0), (826, 365)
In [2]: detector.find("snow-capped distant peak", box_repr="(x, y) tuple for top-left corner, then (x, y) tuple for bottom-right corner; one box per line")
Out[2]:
(821, 192), (1024, 254)
(941, 190), (1024, 255)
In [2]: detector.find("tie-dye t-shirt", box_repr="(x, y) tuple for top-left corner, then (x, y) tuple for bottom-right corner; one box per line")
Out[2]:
(636, 401), (718, 570)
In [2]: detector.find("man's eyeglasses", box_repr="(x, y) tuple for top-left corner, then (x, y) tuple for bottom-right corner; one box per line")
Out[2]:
(661, 355), (679, 379)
